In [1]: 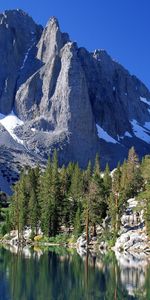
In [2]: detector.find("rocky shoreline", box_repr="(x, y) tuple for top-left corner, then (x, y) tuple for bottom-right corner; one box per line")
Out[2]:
(1, 198), (150, 259)
(76, 198), (150, 258)
(113, 198), (150, 254)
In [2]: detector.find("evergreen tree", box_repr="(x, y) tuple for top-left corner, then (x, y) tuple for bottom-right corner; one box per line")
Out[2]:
(93, 153), (101, 178)
(73, 202), (83, 237)
(87, 177), (106, 236)
(83, 155), (106, 237)
(83, 161), (92, 244)
(92, 155), (106, 235)
(60, 165), (73, 230)
(137, 157), (150, 236)
(28, 167), (41, 235)
(109, 163), (122, 234)
(69, 163), (83, 227)
(103, 163), (112, 201)
(50, 150), (61, 236)
(40, 156), (53, 237)
(18, 171), (29, 234)
(83, 161), (92, 193)
(126, 147), (143, 197)
(120, 159), (128, 194)
(9, 171), (29, 239)
(141, 186), (150, 235)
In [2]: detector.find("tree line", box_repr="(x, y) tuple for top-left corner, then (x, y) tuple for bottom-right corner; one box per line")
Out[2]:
(2, 147), (150, 241)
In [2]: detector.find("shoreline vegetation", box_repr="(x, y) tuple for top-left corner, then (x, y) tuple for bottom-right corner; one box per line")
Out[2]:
(1, 147), (150, 255)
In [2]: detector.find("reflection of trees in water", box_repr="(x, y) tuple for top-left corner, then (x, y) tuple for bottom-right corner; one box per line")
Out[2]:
(0, 247), (150, 300)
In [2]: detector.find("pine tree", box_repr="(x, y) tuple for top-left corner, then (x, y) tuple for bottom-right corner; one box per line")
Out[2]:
(50, 150), (61, 236)
(60, 166), (70, 229)
(120, 159), (128, 194)
(69, 163), (83, 228)
(110, 163), (122, 233)
(88, 177), (106, 236)
(137, 156), (150, 236)
(83, 155), (106, 237)
(92, 155), (106, 235)
(74, 202), (83, 237)
(108, 193), (116, 233)
(126, 147), (143, 197)
(18, 171), (29, 234)
(83, 161), (92, 193)
(103, 163), (112, 201)
(40, 156), (53, 237)
(93, 153), (101, 178)
(143, 188), (150, 235)
(9, 171), (29, 240)
(83, 161), (92, 244)
(28, 167), (41, 235)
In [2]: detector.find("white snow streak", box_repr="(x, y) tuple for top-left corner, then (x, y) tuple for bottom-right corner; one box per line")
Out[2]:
(143, 122), (150, 131)
(131, 120), (150, 143)
(0, 111), (24, 144)
(20, 43), (35, 70)
(4, 78), (8, 93)
(96, 124), (118, 144)
(20, 47), (32, 70)
(124, 131), (132, 138)
(140, 97), (150, 106)
(119, 131), (132, 139)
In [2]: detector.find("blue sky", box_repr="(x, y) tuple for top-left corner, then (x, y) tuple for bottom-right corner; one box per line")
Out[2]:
(0, 0), (149, 89)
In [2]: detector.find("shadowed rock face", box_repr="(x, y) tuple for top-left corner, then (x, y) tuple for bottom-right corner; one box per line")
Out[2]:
(0, 9), (43, 115)
(0, 9), (150, 193)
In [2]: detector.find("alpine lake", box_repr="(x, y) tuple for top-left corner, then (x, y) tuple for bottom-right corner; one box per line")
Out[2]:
(0, 245), (150, 300)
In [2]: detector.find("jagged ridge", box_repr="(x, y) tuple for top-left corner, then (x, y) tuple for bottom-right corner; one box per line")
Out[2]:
(0, 9), (150, 194)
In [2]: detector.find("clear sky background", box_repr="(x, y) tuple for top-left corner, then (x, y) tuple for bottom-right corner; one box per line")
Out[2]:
(0, 0), (149, 89)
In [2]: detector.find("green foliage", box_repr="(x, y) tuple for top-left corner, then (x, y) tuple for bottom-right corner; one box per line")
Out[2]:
(103, 163), (112, 201)
(41, 233), (72, 244)
(108, 148), (144, 236)
(125, 147), (143, 197)
(4, 146), (150, 240)
(73, 202), (83, 237)
(83, 155), (107, 237)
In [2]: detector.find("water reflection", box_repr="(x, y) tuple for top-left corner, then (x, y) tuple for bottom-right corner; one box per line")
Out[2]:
(115, 251), (149, 299)
(0, 245), (150, 300)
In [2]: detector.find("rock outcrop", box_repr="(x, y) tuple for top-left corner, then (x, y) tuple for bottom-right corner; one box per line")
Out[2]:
(0, 9), (150, 193)
(114, 198), (150, 253)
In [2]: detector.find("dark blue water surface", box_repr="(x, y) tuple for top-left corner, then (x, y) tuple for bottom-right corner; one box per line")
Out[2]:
(0, 246), (149, 300)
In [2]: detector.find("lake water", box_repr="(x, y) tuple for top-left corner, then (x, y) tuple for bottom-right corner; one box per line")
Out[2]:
(0, 245), (150, 300)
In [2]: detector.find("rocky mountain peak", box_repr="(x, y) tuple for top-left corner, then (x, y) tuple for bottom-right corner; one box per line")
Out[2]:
(37, 16), (70, 64)
(47, 16), (60, 27)
(0, 10), (150, 194)
(0, 9), (43, 115)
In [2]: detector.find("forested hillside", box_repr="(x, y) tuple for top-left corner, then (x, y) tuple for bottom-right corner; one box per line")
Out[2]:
(1, 147), (150, 244)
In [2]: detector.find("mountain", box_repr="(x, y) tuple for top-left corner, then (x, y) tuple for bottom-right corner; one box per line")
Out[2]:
(0, 9), (150, 194)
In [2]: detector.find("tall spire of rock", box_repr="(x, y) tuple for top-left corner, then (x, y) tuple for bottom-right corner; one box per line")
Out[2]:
(37, 16), (70, 64)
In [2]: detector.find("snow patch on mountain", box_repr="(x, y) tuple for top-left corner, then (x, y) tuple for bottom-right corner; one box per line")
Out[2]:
(20, 43), (35, 70)
(143, 122), (150, 131)
(124, 131), (132, 138)
(31, 128), (36, 132)
(131, 120), (150, 143)
(0, 111), (24, 144)
(96, 124), (118, 144)
(119, 131), (132, 139)
(140, 97), (150, 106)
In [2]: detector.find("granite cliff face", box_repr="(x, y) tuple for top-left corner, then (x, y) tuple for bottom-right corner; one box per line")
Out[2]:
(0, 9), (150, 194)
